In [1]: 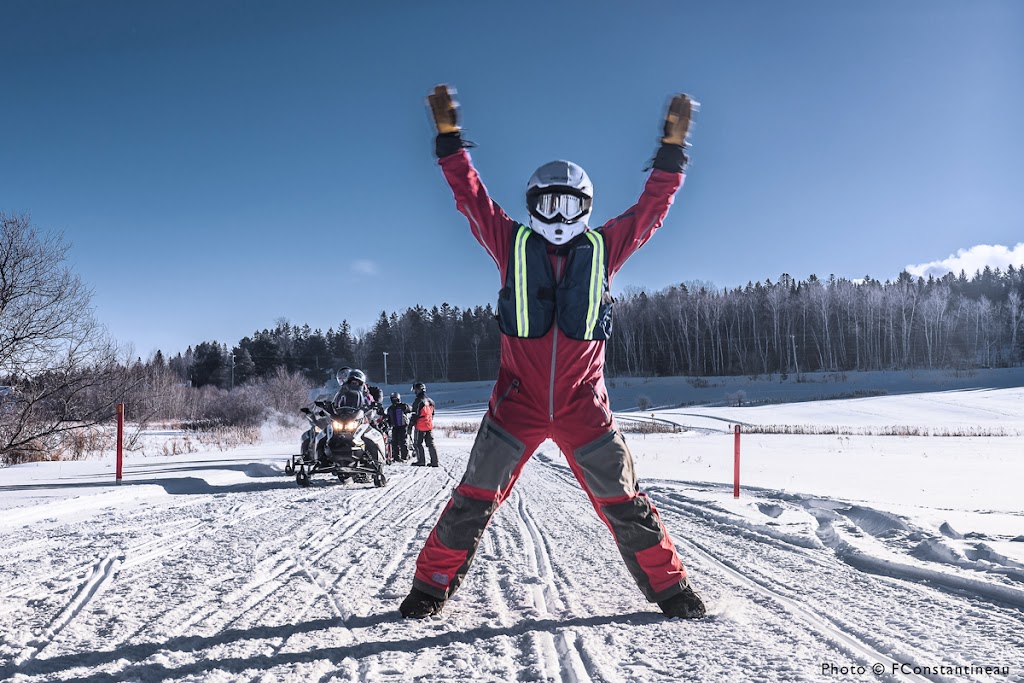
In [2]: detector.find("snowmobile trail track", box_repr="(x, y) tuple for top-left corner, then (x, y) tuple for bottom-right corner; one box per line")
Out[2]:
(14, 552), (122, 667)
(648, 491), (936, 683)
(374, 480), (453, 602)
(533, 454), (947, 682)
(675, 533), (928, 683)
(505, 485), (607, 683)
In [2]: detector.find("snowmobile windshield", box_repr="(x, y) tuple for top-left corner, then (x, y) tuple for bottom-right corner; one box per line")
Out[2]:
(335, 407), (364, 421)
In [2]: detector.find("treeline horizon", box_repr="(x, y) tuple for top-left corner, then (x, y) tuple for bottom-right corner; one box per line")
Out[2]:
(150, 265), (1024, 390)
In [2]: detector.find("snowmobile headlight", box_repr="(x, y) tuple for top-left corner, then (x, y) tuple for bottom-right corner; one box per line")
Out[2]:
(333, 419), (357, 432)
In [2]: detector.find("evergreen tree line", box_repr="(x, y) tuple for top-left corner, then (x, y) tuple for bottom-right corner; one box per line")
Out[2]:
(152, 266), (1024, 389)
(608, 267), (1024, 377)
(156, 304), (503, 389)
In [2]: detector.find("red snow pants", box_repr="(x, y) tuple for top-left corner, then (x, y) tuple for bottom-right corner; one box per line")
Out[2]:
(411, 396), (689, 603)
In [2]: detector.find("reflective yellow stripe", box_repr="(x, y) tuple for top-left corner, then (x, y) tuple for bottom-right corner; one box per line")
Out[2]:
(584, 231), (605, 339)
(514, 225), (530, 337)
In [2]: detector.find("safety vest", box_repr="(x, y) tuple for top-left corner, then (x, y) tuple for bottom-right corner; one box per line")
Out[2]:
(496, 225), (613, 340)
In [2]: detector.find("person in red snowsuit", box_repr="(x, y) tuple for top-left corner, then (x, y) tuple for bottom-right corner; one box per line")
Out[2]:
(400, 85), (706, 620)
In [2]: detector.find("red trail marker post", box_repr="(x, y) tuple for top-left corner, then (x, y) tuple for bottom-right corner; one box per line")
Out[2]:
(733, 424), (741, 498)
(116, 403), (124, 485)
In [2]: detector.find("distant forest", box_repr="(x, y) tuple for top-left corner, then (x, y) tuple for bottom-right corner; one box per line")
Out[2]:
(157, 266), (1024, 389)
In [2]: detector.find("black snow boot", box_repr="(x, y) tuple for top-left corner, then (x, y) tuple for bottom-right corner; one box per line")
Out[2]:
(658, 581), (706, 619)
(399, 588), (446, 618)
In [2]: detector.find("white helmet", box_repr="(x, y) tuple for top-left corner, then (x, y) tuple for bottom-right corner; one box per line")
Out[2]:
(526, 160), (593, 245)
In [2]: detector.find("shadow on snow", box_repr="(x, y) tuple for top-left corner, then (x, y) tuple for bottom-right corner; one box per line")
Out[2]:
(5, 610), (669, 682)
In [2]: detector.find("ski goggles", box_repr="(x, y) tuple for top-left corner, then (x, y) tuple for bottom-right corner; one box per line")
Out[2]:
(527, 189), (592, 224)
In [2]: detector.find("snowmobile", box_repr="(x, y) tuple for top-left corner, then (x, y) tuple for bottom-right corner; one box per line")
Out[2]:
(284, 404), (330, 477)
(366, 402), (395, 464)
(288, 400), (389, 488)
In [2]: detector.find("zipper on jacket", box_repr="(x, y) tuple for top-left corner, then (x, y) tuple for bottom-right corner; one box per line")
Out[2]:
(493, 378), (520, 418)
(589, 382), (612, 426)
(549, 253), (565, 422)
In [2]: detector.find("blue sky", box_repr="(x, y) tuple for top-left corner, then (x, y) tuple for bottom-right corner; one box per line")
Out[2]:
(2, 1), (1022, 359)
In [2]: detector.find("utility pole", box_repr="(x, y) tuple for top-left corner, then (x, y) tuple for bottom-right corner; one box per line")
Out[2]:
(383, 351), (389, 387)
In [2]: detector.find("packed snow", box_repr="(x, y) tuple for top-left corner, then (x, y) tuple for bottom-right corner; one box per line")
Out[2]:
(1, 370), (1022, 682)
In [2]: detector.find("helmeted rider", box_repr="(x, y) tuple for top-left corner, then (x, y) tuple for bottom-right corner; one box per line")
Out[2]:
(409, 382), (439, 468)
(399, 85), (706, 620)
(335, 368), (388, 451)
(332, 366), (353, 408)
(334, 368), (371, 410)
(386, 392), (413, 461)
(334, 366), (377, 409)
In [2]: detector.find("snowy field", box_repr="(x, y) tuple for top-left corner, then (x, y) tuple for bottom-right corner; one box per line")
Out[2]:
(1, 370), (1023, 682)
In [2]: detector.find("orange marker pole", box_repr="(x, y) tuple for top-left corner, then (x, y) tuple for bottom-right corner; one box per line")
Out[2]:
(733, 424), (741, 498)
(116, 403), (124, 484)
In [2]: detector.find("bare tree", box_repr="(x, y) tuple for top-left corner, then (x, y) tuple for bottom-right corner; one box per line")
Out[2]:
(1, 213), (132, 462)
(262, 366), (313, 416)
(920, 284), (950, 367)
(431, 303), (458, 381)
(1008, 290), (1023, 363)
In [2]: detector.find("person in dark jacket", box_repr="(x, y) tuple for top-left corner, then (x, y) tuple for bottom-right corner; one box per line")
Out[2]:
(399, 85), (706, 621)
(409, 382), (438, 468)
(386, 392), (412, 462)
(334, 367), (380, 410)
(332, 367), (354, 408)
(334, 369), (371, 410)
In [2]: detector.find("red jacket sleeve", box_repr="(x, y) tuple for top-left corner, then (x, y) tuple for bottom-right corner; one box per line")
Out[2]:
(600, 168), (685, 277)
(440, 147), (684, 280)
(439, 150), (517, 277)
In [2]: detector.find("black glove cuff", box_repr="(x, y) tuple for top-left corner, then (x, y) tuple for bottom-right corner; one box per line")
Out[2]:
(652, 144), (689, 173)
(436, 132), (467, 158)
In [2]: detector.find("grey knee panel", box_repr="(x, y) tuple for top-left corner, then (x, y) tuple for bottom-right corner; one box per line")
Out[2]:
(601, 495), (664, 553)
(436, 492), (499, 550)
(572, 430), (638, 500)
(461, 416), (527, 492)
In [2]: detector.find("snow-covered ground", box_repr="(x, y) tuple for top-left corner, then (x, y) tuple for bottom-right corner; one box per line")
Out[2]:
(1, 370), (1023, 682)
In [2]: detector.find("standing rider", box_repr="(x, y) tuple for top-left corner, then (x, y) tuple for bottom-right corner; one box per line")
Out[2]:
(399, 85), (706, 620)
(387, 392), (413, 462)
(409, 382), (439, 468)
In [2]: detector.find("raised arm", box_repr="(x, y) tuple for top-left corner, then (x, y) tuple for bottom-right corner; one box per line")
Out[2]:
(601, 94), (697, 275)
(427, 85), (517, 271)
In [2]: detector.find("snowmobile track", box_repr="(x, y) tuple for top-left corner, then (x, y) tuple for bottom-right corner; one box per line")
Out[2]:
(509, 488), (594, 683)
(678, 533), (928, 683)
(534, 453), (939, 682)
(647, 492), (934, 683)
(14, 552), (123, 667)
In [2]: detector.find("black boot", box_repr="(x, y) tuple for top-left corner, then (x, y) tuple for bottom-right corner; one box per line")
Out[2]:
(657, 581), (706, 619)
(399, 588), (446, 618)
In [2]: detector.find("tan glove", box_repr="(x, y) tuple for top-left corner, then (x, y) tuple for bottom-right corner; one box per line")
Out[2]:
(427, 84), (460, 134)
(661, 94), (697, 146)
